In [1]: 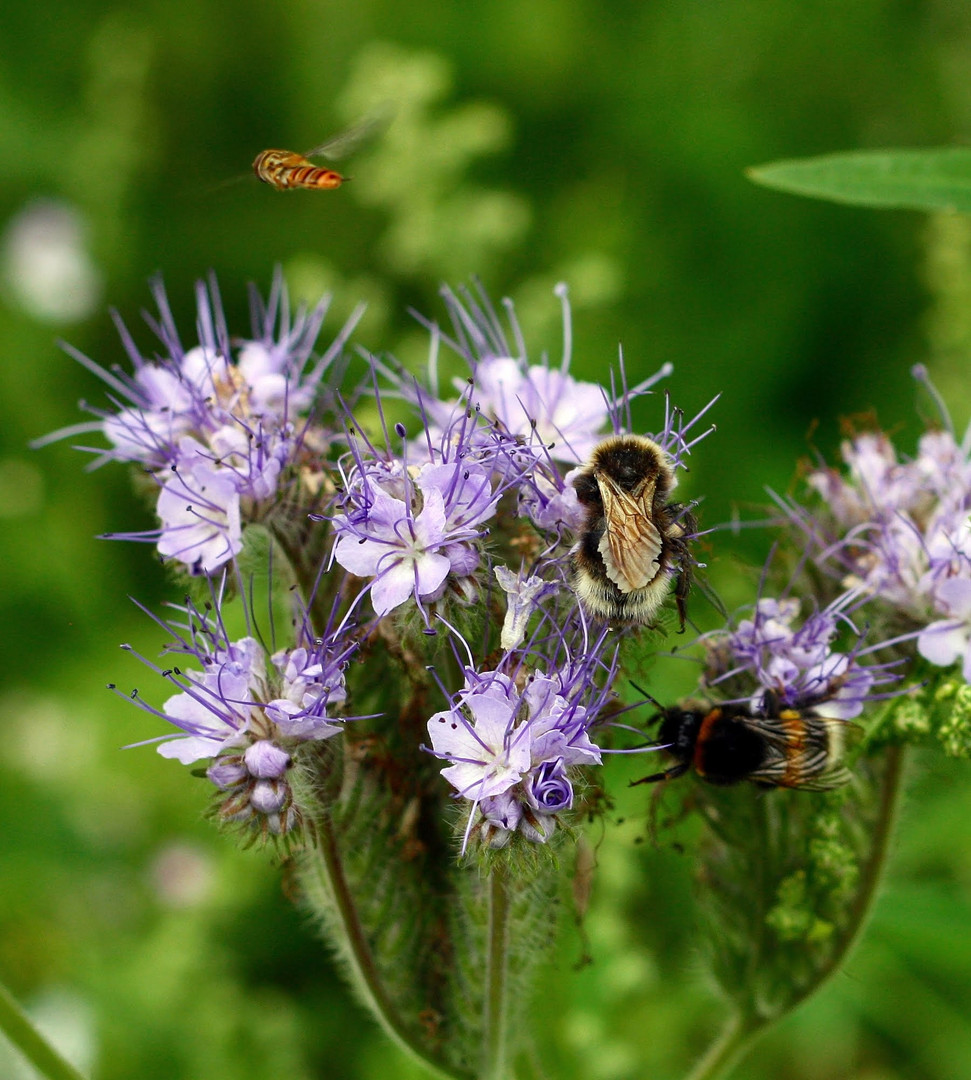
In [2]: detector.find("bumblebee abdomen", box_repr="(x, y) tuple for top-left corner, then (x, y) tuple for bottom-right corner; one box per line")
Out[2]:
(693, 712), (768, 784)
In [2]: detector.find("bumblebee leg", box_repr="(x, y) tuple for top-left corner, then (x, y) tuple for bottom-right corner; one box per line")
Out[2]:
(667, 504), (697, 634)
(630, 761), (689, 786)
(672, 552), (692, 633)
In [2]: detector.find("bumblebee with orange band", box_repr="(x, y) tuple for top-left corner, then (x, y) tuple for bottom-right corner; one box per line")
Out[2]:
(633, 692), (853, 791)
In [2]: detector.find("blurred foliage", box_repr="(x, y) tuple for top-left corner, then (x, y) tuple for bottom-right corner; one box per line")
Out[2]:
(3, 1), (971, 1078)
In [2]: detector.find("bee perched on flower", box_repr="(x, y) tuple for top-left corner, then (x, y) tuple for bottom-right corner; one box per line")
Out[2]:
(635, 588), (904, 793)
(569, 434), (699, 630)
(633, 695), (854, 791)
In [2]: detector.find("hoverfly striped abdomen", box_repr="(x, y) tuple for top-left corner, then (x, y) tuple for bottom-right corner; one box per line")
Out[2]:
(251, 150), (345, 191)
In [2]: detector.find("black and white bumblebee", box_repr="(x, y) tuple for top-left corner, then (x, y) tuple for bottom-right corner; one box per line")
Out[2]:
(570, 435), (696, 628)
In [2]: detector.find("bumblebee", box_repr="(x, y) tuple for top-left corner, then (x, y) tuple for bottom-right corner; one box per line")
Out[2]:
(632, 695), (853, 791)
(570, 435), (696, 629)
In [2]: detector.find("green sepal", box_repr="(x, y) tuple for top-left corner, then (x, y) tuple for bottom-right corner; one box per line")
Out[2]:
(694, 744), (903, 1029)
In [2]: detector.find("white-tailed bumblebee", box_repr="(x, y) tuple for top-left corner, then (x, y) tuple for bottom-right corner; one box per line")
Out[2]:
(570, 435), (696, 628)
(632, 694), (853, 791)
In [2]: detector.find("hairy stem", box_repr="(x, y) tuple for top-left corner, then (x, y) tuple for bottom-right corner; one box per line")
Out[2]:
(683, 1013), (760, 1080)
(483, 867), (512, 1080)
(0, 981), (88, 1080)
(304, 813), (470, 1080)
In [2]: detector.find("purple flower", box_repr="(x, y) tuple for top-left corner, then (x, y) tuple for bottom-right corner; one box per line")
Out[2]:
(786, 367), (971, 690)
(917, 578), (971, 681)
(41, 270), (364, 573)
(425, 622), (610, 850)
(155, 453), (244, 573)
(122, 603), (355, 838)
(153, 631), (347, 763)
(384, 283), (615, 467)
(332, 457), (500, 617)
(703, 590), (897, 719)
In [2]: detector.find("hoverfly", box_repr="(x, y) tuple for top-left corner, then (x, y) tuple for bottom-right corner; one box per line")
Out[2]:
(252, 107), (392, 192)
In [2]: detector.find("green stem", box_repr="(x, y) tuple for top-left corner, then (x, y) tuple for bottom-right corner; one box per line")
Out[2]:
(304, 813), (469, 1080)
(683, 1013), (760, 1080)
(483, 868), (512, 1080)
(0, 981), (88, 1080)
(687, 744), (907, 1080)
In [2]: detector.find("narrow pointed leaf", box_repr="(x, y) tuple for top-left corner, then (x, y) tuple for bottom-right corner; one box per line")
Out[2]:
(748, 148), (971, 213)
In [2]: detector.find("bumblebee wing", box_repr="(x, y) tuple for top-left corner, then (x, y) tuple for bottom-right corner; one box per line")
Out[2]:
(596, 478), (663, 593)
(743, 715), (856, 791)
(303, 105), (394, 161)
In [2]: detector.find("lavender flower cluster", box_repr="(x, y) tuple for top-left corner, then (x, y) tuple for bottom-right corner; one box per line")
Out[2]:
(55, 274), (698, 846)
(47, 271), (364, 574)
(50, 274), (971, 849)
(120, 600), (355, 838)
(790, 365), (971, 681)
(700, 590), (900, 719)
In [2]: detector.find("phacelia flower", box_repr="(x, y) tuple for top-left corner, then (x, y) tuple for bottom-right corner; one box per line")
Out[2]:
(121, 605), (355, 839)
(425, 613), (617, 851)
(42, 269), (364, 573)
(796, 367), (971, 680)
(702, 590), (899, 719)
(332, 450), (501, 618)
(427, 668), (602, 849)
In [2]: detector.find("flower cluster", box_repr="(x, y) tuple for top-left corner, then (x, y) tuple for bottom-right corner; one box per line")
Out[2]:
(47, 270), (363, 573)
(798, 366), (971, 679)
(336, 282), (712, 626)
(53, 273), (717, 854)
(121, 599), (356, 838)
(425, 616), (615, 850)
(701, 590), (899, 719)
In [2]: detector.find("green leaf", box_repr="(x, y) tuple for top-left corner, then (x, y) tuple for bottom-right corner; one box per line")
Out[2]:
(748, 148), (971, 213)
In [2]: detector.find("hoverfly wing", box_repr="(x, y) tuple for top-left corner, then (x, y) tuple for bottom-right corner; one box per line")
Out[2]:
(302, 103), (394, 161)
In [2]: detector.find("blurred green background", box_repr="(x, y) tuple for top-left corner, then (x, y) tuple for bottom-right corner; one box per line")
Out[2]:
(3, 1), (971, 1078)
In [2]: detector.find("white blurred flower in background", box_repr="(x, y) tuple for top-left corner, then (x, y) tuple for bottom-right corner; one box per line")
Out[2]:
(2, 199), (102, 323)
